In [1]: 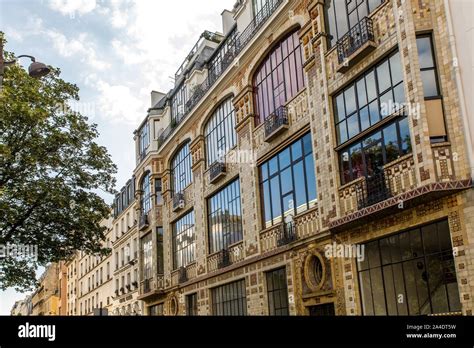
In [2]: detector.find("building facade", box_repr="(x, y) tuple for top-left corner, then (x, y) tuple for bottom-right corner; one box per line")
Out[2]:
(76, 216), (114, 315)
(132, 0), (473, 316)
(110, 179), (143, 316)
(31, 263), (60, 316)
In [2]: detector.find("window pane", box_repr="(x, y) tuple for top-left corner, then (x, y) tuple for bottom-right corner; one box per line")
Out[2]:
(421, 70), (439, 97)
(337, 121), (348, 144)
(344, 86), (357, 116)
(305, 154), (317, 203)
(399, 117), (411, 154)
(383, 122), (399, 163)
(390, 52), (403, 85)
(377, 60), (391, 93)
(347, 113), (360, 140)
(366, 71), (377, 101)
(360, 105), (370, 131)
(416, 37), (435, 69)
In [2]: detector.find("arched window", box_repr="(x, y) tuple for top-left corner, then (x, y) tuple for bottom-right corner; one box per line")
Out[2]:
(253, 30), (305, 125)
(204, 98), (236, 166)
(140, 172), (152, 214)
(171, 142), (193, 193)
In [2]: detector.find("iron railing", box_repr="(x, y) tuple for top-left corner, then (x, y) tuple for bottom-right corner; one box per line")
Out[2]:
(276, 222), (297, 247)
(264, 106), (289, 138)
(157, 0), (284, 150)
(178, 266), (188, 284)
(217, 248), (231, 269)
(356, 172), (392, 209)
(173, 192), (185, 211)
(336, 17), (374, 64)
(209, 160), (226, 183)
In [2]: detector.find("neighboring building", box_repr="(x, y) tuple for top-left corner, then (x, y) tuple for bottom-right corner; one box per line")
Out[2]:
(10, 300), (24, 316)
(77, 216), (114, 315)
(110, 179), (143, 316)
(57, 261), (68, 315)
(31, 263), (60, 316)
(65, 253), (79, 315)
(132, 0), (473, 317)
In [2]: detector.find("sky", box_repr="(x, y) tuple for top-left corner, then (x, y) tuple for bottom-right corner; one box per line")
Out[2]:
(0, 0), (236, 315)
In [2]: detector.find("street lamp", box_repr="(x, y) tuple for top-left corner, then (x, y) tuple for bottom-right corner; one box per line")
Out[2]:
(0, 39), (51, 89)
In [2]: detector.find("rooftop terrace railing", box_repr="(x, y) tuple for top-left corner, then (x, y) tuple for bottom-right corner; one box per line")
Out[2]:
(157, 0), (284, 150)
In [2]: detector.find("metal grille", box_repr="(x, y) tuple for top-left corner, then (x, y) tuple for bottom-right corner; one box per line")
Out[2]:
(336, 17), (374, 64)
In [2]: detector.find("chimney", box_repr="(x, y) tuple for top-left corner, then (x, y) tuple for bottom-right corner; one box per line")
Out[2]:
(150, 91), (166, 108)
(221, 9), (235, 35)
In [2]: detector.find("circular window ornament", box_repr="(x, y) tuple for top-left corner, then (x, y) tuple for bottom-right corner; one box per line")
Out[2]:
(169, 296), (178, 316)
(303, 251), (326, 292)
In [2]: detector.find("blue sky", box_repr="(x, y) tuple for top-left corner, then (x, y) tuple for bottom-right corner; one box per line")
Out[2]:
(0, 0), (236, 315)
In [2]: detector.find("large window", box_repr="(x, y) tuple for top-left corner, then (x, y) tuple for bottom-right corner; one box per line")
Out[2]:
(172, 211), (195, 269)
(325, 0), (385, 48)
(259, 133), (317, 228)
(335, 50), (411, 185)
(253, 30), (305, 124)
(207, 179), (242, 254)
(204, 98), (237, 166)
(171, 142), (193, 194)
(211, 279), (247, 316)
(140, 172), (152, 214)
(416, 35), (440, 98)
(141, 233), (152, 281)
(358, 220), (461, 315)
(266, 268), (289, 316)
(334, 50), (405, 145)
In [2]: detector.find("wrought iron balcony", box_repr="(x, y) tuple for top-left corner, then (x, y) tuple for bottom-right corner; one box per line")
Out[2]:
(217, 248), (231, 269)
(264, 106), (289, 141)
(142, 279), (151, 294)
(172, 192), (185, 212)
(138, 213), (149, 230)
(356, 172), (393, 209)
(156, 0), (284, 150)
(178, 266), (188, 284)
(209, 160), (226, 183)
(336, 17), (376, 70)
(276, 222), (297, 247)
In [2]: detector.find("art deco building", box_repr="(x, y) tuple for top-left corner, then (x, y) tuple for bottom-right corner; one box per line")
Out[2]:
(110, 179), (143, 315)
(132, 0), (473, 316)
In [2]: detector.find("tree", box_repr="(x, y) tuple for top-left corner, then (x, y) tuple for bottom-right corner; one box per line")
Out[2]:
(0, 39), (117, 291)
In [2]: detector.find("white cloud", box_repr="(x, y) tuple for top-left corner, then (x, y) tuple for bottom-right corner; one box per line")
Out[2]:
(48, 0), (97, 16)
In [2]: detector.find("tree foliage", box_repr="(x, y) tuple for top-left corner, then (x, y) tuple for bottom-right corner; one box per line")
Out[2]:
(0, 41), (117, 291)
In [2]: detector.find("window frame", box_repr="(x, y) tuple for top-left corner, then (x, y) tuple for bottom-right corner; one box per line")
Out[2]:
(211, 279), (247, 316)
(207, 179), (243, 254)
(259, 133), (317, 228)
(140, 172), (152, 215)
(266, 267), (290, 316)
(204, 98), (237, 167)
(356, 219), (461, 316)
(171, 142), (193, 194)
(416, 34), (441, 100)
(253, 30), (305, 125)
(172, 210), (196, 270)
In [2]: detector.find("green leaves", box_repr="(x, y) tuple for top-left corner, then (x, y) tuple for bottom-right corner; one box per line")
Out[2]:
(0, 45), (117, 291)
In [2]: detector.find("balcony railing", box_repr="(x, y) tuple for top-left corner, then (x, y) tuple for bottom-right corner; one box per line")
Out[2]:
(156, 0), (284, 150)
(217, 249), (231, 269)
(276, 222), (297, 247)
(172, 192), (185, 212)
(356, 172), (393, 209)
(336, 17), (375, 65)
(264, 106), (289, 140)
(138, 214), (149, 230)
(178, 266), (188, 284)
(209, 161), (226, 183)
